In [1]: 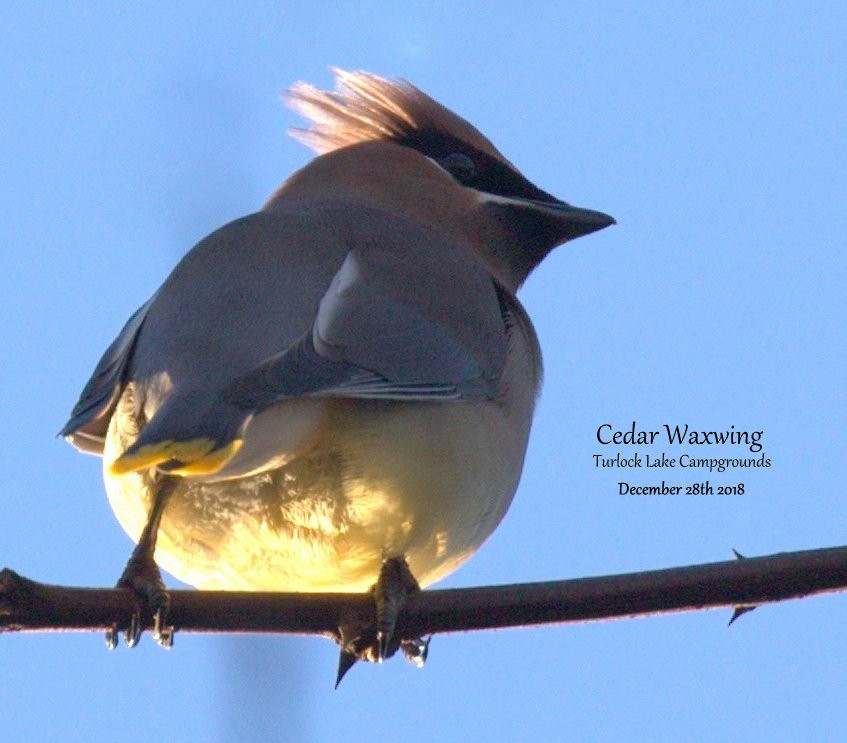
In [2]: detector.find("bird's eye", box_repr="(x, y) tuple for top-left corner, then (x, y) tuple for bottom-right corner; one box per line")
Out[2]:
(438, 152), (476, 182)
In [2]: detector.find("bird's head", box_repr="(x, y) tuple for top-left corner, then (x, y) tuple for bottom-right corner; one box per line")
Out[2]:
(266, 68), (614, 291)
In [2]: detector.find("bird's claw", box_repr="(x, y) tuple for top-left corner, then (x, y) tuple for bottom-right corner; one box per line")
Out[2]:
(334, 556), (427, 685)
(106, 590), (173, 649)
(124, 607), (143, 648)
(152, 606), (174, 649)
(106, 541), (174, 649)
(105, 604), (148, 649)
(401, 635), (431, 668)
(375, 629), (393, 663)
(373, 556), (419, 662)
(105, 625), (118, 650)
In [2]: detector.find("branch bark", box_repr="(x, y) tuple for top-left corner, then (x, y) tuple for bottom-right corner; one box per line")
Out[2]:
(3, 545), (847, 649)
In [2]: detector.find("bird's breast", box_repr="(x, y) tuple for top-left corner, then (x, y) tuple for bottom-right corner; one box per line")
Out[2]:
(104, 388), (535, 592)
(103, 298), (542, 592)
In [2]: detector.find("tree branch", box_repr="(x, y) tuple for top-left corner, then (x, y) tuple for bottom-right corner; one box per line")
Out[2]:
(3, 545), (847, 651)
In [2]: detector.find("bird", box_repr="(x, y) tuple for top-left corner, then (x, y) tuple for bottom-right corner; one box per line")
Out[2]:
(61, 68), (614, 674)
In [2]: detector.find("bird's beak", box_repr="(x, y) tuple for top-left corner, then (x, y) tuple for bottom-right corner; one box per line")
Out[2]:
(484, 194), (615, 252)
(529, 199), (616, 242)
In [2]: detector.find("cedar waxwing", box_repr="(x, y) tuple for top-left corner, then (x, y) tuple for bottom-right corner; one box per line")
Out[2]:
(61, 69), (614, 665)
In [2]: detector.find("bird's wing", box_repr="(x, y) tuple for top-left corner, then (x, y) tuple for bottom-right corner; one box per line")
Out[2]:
(222, 234), (510, 410)
(106, 213), (512, 478)
(59, 295), (155, 454)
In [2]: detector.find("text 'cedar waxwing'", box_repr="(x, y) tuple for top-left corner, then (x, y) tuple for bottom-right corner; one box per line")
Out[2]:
(61, 68), (614, 672)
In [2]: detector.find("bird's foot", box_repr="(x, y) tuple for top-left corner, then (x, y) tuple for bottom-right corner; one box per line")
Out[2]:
(106, 542), (173, 650)
(373, 556), (419, 661)
(334, 556), (430, 686)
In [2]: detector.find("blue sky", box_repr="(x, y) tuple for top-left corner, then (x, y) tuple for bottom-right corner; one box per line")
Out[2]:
(2, 3), (845, 741)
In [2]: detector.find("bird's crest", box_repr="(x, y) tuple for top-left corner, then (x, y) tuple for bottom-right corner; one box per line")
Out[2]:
(286, 68), (508, 164)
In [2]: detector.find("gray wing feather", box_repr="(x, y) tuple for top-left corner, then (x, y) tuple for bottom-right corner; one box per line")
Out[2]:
(314, 248), (490, 383)
(59, 295), (154, 453)
(225, 237), (508, 410)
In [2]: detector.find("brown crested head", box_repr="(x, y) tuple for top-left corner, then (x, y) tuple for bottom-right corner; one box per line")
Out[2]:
(279, 69), (614, 290)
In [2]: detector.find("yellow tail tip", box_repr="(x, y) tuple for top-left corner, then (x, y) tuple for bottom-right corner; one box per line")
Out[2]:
(108, 438), (243, 476)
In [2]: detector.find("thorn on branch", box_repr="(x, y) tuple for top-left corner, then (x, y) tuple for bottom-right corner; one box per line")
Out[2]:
(727, 605), (757, 626)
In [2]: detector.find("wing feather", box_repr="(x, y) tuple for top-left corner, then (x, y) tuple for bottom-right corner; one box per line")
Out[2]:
(59, 296), (154, 453)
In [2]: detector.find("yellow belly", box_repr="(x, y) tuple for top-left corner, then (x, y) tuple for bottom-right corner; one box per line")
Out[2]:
(103, 396), (532, 592)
